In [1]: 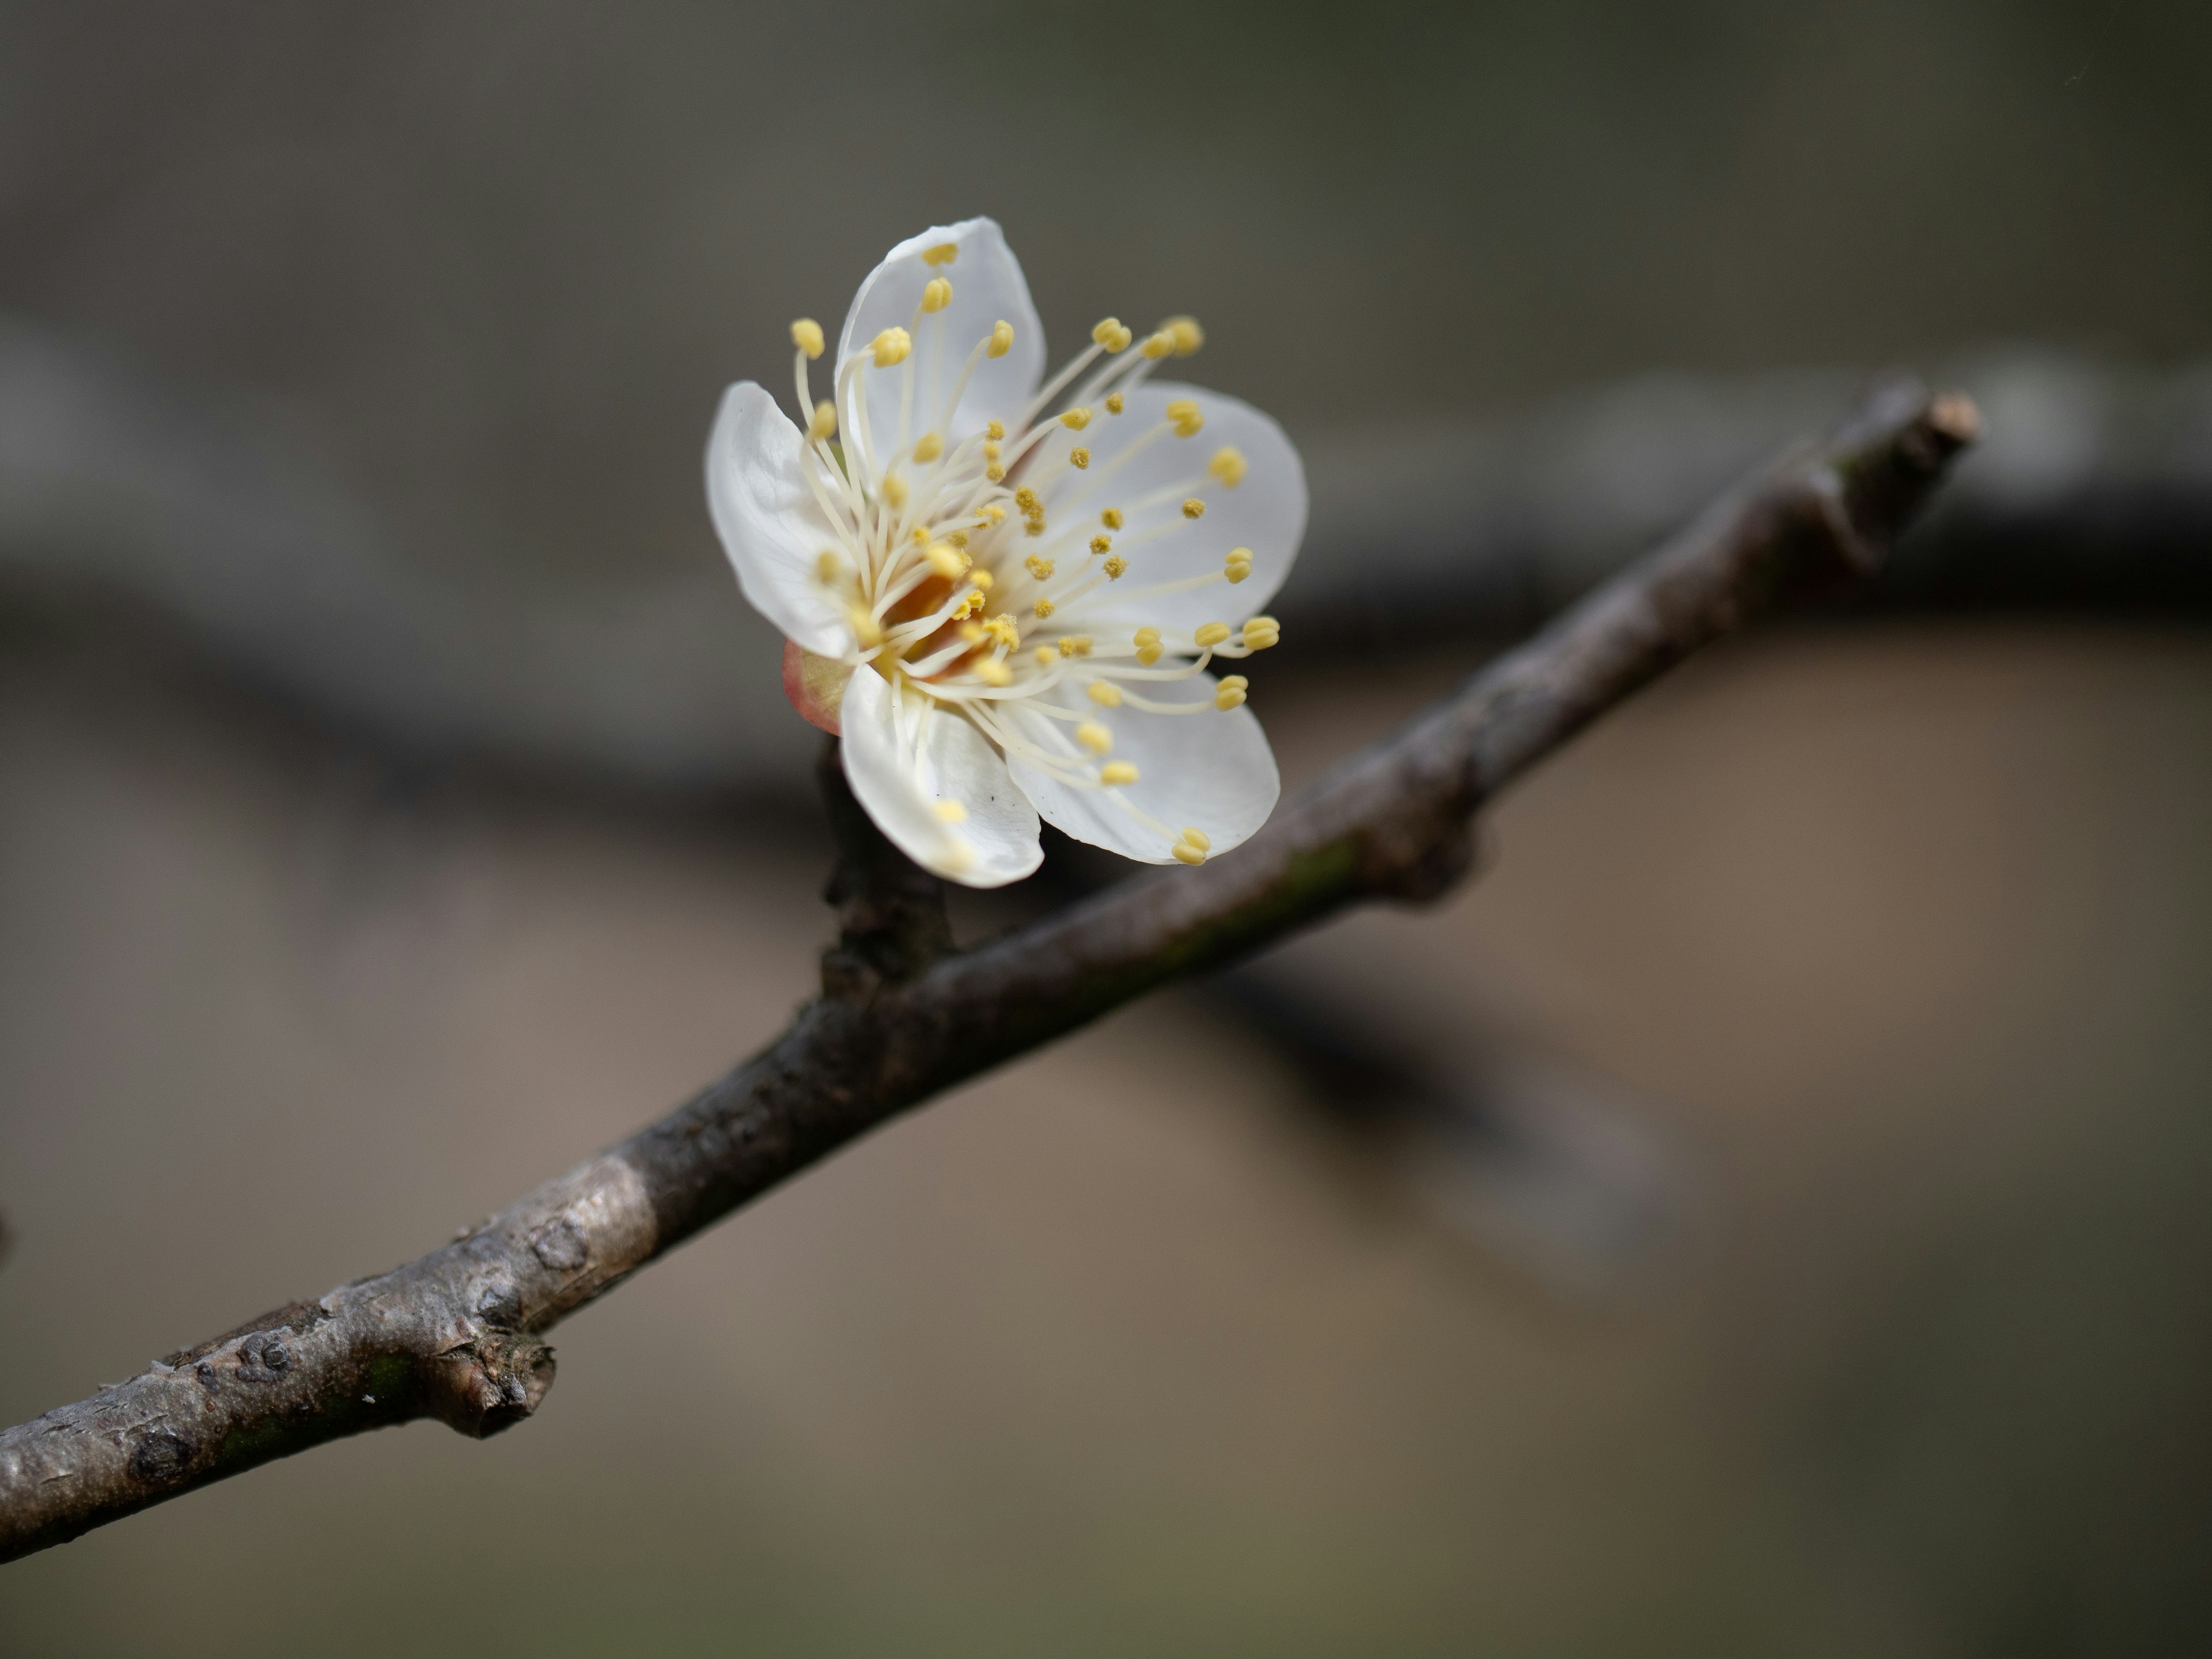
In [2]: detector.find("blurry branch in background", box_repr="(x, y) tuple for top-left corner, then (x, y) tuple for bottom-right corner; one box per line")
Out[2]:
(0, 380), (1975, 1563)
(0, 317), (2198, 794)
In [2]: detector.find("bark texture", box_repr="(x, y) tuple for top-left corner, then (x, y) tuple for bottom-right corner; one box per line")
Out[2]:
(0, 380), (1976, 1563)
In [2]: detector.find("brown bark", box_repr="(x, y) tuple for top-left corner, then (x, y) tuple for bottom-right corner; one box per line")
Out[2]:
(0, 379), (1977, 1563)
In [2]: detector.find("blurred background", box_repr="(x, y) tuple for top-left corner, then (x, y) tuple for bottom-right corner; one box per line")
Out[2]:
(3, 2), (2211, 1653)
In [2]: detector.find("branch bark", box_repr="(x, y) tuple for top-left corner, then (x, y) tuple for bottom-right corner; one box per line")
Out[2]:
(0, 379), (1978, 1563)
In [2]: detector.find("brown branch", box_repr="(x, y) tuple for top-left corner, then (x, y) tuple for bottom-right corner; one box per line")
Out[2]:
(0, 379), (1978, 1563)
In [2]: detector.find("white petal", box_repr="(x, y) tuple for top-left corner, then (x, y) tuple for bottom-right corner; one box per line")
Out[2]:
(1002, 675), (1280, 865)
(841, 666), (1043, 888)
(1046, 382), (1306, 636)
(836, 218), (1045, 478)
(706, 381), (852, 656)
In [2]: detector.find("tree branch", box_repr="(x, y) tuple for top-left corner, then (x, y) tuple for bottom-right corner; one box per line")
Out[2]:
(0, 378), (1977, 1563)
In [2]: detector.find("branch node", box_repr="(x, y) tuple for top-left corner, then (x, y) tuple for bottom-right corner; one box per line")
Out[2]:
(816, 737), (952, 997)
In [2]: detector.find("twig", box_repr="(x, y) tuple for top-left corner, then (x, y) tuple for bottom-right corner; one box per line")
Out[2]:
(0, 379), (1977, 1562)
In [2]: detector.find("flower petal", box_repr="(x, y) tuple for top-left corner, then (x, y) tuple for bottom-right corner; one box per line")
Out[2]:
(836, 218), (1045, 477)
(1045, 381), (1306, 637)
(841, 666), (1043, 888)
(1002, 674), (1280, 864)
(706, 381), (853, 656)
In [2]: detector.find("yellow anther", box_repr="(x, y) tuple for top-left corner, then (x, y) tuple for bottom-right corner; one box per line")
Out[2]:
(1092, 317), (1134, 352)
(986, 419), (1005, 441)
(986, 463), (1006, 482)
(1035, 647), (1056, 667)
(1194, 622), (1231, 647)
(1024, 517), (1046, 537)
(922, 242), (959, 267)
(947, 529), (969, 548)
(1025, 555), (1055, 579)
(921, 276), (953, 313)
(1240, 615), (1281, 649)
(925, 543), (966, 579)
(1135, 639), (1163, 665)
(1134, 626), (1161, 646)
(979, 503), (1007, 524)
(1209, 446), (1248, 488)
(1088, 680), (1123, 706)
(1101, 507), (1124, 530)
(975, 657), (1012, 687)
(1100, 761), (1139, 785)
(790, 318), (825, 359)
(849, 607), (883, 648)
(1179, 826), (1213, 851)
(1105, 392), (1124, 414)
(1182, 498), (1206, 520)
(1214, 682), (1247, 710)
(982, 441), (1002, 461)
(932, 800), (968, 823)
(816, 551), (842, 584)
(1014, 487), (1040, 513)
(954, 590), (986, 619)
(1172, 842), (1206, 866)
(1217, 674), (1249, 692)
(987, 320), (1014, 358)
(1103, 555), (1127, 579)
(1140, 331), (1175, 360)
(912, 431), (944, 463)
(1070, 446), (1090, 469)
(871, 327), (912, 368)
(1076, 721), (1113, 755)
(1164, 315), (1205, 355)
(1090, 534), (1112, 556)
(1059, 407), (1093, 431)
(1165, 399), (1203, 438)
(1224, 548), (1253, 583)
(1056, 635), (1092, 657)
(808, 400), (838, 440)
(913, 526), (931, 543)
(987, 614), (1020, 647)
(1033, 598), (1055, 619)
(882, 473), (908, 511)
(959, 622), (986, 643)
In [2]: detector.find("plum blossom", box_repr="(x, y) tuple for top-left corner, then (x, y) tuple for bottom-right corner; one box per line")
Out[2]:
(706, 218), (1305, 887)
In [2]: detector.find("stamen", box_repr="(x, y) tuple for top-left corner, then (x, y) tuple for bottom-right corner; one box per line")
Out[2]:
(1088, 681), (1123, 706)
(1163, 316), (1205, 355)
(1101, 508), (1124, 530)
(1182, 498), (1206, 520)
(1134, 626), (1164, 665)
(1140, 331), (1175, 361)
(987, 320), (1014, 358)
(925, 544), (967, 579)
(1070, 446), (1090, 469)
(1103, 555), (1128, 579)
(1091, 317), (1134, 353)
(1240, 616), (1281, 650)
(975, 658), (1012, 686)
(809, 401), (838, 440)
(1165, 399), (1203, 438)
(872, 328), (912, 368)
(1033, 599), (1055, 619)
(1105, 393), (1124, 415)
(1025, 555), (1055, 579)
(921, 277), (953, 313)
(1214, 675), (1249, 711)
(849, 607), (884, 647)
(922, 243), (959, 267)
(1194, 622), (1232, 647)
(1075, 722), (1112, 754)
(1209, 447), (1247, 488)
(1172, 825), (1210, 866)
(790, 319), (825, 359)
(1100, 762), (1138, 785)
(1090, 534), (1112, 556)
(882, 473), (908, 512)
(1180, 826), (1212, 850)
(1056, 635), (1092, 657)
(913, 431), (943, 463)
(1225, 548), (1253, 584)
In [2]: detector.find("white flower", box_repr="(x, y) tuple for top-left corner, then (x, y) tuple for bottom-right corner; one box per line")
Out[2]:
(706, 218), (1305, 888)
